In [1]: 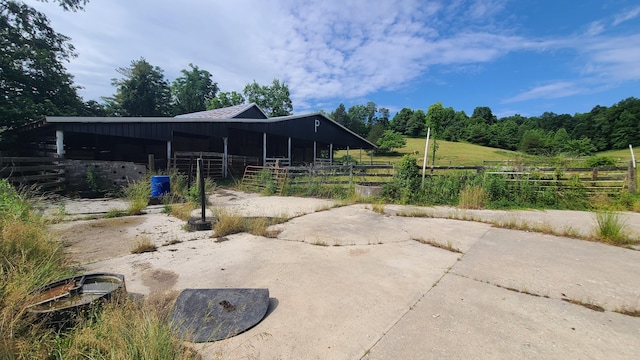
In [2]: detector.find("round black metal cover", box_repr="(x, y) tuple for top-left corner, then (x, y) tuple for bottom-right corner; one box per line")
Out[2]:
(170, 288), (270, 342)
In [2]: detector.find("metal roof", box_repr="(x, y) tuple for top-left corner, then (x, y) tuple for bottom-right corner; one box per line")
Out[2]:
(173, 103), (268, 119)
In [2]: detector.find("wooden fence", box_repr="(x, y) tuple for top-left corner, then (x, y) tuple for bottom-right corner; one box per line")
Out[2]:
(287, 164), (394, 186)
(282, 163), (636, 195)
(0, 156), (65, 192)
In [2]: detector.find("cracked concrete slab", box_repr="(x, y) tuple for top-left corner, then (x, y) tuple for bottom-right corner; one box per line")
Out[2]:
(274, 204), (412, 245)
(450, 227), (640, 311)
(366, 275), (640, 359)
(49, 192), (640, 359)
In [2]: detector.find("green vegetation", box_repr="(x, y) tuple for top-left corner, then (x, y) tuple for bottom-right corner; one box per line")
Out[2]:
(594, 211), (630, 245)
(213, 210), (285, 238)
(0, 179), (195, 359)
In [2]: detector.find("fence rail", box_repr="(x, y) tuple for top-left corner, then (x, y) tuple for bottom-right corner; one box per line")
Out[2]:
(279, 163), (636, 195)
(0, 156), (65, 192)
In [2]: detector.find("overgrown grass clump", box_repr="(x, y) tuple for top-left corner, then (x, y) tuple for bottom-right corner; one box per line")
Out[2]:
(213, 210), (285, 238)
(56, 293), (197, 359)
(593, 211), (631, 244)
(0, 179), (196, 358)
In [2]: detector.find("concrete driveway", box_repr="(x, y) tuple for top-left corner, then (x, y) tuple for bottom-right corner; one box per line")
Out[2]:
(64, 190), (640, 359)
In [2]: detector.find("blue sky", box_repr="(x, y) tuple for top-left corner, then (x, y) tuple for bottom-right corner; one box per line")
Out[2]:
(28, 0), (640, 118)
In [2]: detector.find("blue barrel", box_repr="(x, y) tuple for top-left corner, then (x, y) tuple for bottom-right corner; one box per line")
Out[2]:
(151, 175), (170, 197)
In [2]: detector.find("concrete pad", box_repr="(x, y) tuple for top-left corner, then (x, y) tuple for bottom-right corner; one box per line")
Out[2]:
(385, 205), (640, 239)
(82, 234), (460, 359)
(450, 228), (640, 311)
(393, 217), (492, 253)
(275, 204), (411, 245)
(210, 189), (337, 218)
(368, 274), (640, 359)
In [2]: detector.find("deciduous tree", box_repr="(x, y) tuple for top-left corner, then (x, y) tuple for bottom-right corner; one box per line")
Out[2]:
(107, 58), (172, 116)
(206, 91), (245, 110)
(171, 63), (218, 115)
(0, 0), (87, 135)
(243, 79), (292, 117)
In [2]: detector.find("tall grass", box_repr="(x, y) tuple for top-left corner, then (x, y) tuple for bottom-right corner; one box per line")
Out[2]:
(0, 179), (195, 359)
(458, 185), (488, 209)
(594, 211), (630, 244)
(55, 293), (197, 359)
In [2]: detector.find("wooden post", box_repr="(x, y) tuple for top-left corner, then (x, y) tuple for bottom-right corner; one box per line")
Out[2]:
(148, 154), (155, 172)
(629, 160), (636, 194)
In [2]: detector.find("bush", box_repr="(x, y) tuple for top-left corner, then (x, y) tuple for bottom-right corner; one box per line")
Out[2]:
(585, 156), (617, 168)
(383, 155), (421, 204)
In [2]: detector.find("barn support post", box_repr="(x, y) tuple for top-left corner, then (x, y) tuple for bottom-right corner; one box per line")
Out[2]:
(55, 130), (64, 157)
(148, 154), (155, 172)
(166, 141), (172, 170)
(223, 137), (228, 177)
(329, 143), (333, 164)
(263, 133), (267, 166)
(287, 137), (292, 166)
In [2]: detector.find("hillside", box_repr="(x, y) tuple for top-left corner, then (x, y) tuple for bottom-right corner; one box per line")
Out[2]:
(338, 138), (523, 166)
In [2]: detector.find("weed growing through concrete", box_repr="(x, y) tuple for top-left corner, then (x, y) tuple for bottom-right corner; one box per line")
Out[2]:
(131, 237), (157, 254)
(413, 237), (462, 253)
(396, 210), (435, 218)
(371, 202), (385, 214)
(105, 208), (128, 218)
(561, 298), (605, 312)
(213, 211), (286, 238)
(614, 306), (640, 317)
(311, 240), (329, 246)
(594, 211), (629, 244)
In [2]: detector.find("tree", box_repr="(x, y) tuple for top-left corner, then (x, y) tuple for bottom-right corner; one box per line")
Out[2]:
(471, 106), (497, 124)
(330, 103), (349, 127)
(346, 104), (369, 137)
(108, 58), (172, 116)
(1, 0), (87, 135)
(206, 91), (244, 110)
(404, 110), (425, 137)
(390, 108), (413, 134)
(376, 130), (406, 153)
(565, 138), (596, 157)
(171, 63), (218, 115)
(243, 78), (292, 117)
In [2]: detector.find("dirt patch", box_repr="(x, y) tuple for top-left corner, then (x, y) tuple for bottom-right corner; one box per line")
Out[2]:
(141, 269), (179, 293)
(55, 216), (146, 265)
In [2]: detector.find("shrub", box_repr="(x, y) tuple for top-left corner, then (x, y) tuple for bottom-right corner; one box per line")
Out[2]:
(585, 156), (616, 168)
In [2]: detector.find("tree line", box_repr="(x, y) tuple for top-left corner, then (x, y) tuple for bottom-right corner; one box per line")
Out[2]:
(326, 98), (640, 155)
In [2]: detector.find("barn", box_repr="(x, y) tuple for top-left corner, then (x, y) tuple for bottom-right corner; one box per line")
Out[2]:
(13, 104), (376, 179)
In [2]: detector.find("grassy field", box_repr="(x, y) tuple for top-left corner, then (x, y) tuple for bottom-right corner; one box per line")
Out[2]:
(597, 147), (638, 162)
(337, 138), (524, 166)
(337, 138), (638, 167)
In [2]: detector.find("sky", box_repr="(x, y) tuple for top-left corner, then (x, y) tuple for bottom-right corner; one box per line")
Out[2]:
(27, 0), (640, 118)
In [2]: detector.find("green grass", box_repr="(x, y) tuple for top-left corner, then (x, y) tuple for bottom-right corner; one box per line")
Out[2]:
(596, 148), (638, 163)
(593, 211), (631, 245)
(336, 138), (523, 165)
(213, 210), (286, 238)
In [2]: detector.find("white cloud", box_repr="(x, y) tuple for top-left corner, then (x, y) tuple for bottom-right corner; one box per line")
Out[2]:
(502, 82), (582, 103)
(612, 6), (640, 26)
(24, 0), (640, 113)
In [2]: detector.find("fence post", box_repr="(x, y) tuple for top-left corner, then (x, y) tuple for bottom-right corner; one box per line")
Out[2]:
(629, 160), (636, 194)
(148, 154), (155, 172)
(349, 165), (353, 186)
